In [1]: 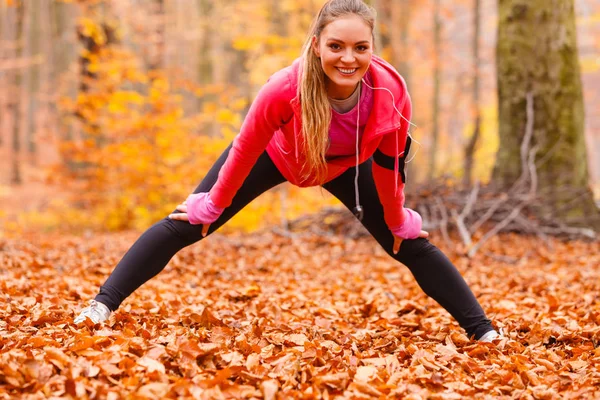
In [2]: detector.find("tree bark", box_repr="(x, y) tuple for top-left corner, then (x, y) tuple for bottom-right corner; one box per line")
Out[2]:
(494, 0), (599, 227)
(390, 0), (412, 86)
(20, 0), (36, 165)
(10, 1), (25, 185)
(197, 0), (212, 84)
(428, 0), (442, 182)
(463, 0), (481, 186)
(372, 0), (386, 56)
(147, 0), (165, 70)
(0, 1), (7, 149)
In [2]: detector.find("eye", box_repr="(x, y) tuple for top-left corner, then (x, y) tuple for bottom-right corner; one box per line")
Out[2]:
(328, 43), (341, 50)
(357, 45), (369, 52)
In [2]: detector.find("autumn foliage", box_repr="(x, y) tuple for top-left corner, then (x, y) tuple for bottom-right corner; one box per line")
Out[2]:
(1, 230), (599, 398)
(51, 17), (237, 231)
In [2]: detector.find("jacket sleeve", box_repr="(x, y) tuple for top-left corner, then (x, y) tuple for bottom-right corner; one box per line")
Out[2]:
(372, 94), (412, 230)
(209, 73), (294, 208)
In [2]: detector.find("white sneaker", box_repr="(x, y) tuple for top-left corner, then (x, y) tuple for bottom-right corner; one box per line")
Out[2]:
(74, 300), (111, 324)
(479, 328), (505, 342)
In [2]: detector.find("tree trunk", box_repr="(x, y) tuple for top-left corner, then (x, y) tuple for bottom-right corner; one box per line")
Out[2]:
(20, 0), (36, 165)
(10, 1), (25, 185)
(494, 0), (599, 227)
(197, 0), (212, 84)
(148, 0), (165, 70)
(428, 0), (442, 182)
(0, 1), (7, 149)
(372, 0), (386, 56)
(51, 0), (76, 143)
(36, 0), (55, 161)
(463, 0), (481, 186)
(390, 0), (412, 86)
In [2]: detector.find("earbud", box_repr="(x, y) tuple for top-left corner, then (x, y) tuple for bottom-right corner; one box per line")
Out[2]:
(353, 205), (364, 221)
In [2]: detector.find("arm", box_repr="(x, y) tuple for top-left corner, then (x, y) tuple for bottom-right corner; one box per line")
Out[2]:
(372, 95), (422, 237)
(208, 72), (294, 208)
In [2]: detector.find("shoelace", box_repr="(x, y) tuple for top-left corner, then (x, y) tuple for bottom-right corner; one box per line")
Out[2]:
(76, 300), (108, 323)
(88, 300), (101, 314)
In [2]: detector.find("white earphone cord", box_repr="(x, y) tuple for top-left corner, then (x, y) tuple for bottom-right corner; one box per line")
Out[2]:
(354, 82), (361, 212)
(361, 78), (421, 164)
(352, 77), (420, 220)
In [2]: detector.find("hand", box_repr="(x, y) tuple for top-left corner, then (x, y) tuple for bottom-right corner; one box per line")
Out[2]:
(168, 200), (211, 237)
(393, 230), (429, 254)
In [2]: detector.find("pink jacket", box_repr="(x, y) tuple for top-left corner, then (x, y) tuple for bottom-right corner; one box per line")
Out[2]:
(209, 55), (413, 229)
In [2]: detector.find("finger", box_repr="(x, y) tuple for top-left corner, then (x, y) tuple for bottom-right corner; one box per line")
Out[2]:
(175, 204), (188, 213)
(393, 235), (402, 254)
(202, 223), (210, 237)
(168, 213), (189, 222)
(420, 230), (430, 238)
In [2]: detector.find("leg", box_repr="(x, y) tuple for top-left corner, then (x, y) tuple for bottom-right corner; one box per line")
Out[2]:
(322, 159), (494, 339)
(95, 144), (286, 311)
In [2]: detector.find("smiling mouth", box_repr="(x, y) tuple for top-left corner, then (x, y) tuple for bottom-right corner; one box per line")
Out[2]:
(336, 67), (358, 75)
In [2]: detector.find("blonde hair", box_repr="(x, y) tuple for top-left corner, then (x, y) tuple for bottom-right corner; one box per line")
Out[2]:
(299, 0), (376, 183)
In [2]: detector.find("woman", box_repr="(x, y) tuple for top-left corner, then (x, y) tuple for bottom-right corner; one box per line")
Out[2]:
(75, 0), (502, 342)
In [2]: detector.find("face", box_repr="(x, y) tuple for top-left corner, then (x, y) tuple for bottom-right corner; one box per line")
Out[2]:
(312, 14), (373, 99)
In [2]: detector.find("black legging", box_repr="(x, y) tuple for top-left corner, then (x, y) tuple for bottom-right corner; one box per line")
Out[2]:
(96, 144), (493, 339)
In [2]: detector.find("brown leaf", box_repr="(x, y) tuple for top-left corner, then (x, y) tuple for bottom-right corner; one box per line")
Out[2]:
(178, 337), (219, 360)
(44, 347), (71, 370)
(261, 379), (279, 400)
(349, 380), (384, 397)
(98, 361), (121, 376)
(354, 365), (378, 382)
(285, 333), (308, 346)
(137, 382), (170, 398)
(69, 335), (96, 352)
(137, 356), (166, 374)
(316, 372), (349, 390)
(65, 378), (86, 398)
(198, 308), (225, 328)
(201, 366), (242, 388)
(22, 359), (53, 383)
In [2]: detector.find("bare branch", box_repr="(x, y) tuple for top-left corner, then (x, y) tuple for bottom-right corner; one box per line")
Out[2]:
(452, 209), (472, 248)
(468, 204), (525, 258)
(460, 181), (480, 219)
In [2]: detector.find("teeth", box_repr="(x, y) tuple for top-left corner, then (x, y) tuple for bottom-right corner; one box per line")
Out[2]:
(338, 68), (357, 74)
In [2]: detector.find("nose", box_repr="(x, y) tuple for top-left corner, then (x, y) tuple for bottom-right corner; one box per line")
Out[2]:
(341, 48), (356, 63)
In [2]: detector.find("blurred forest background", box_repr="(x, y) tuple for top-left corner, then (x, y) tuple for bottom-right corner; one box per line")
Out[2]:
(0, 0), (599, 234)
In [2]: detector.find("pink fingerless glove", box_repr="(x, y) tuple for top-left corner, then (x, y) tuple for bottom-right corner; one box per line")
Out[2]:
(185, 192), (225, 225)
(390, 208), (422, 239)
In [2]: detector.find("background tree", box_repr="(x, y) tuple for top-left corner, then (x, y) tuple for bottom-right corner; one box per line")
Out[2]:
(428, 0), (442, 181)
(8, 0), (24, 184)
(494, 0), (599, 227)
(463, 0), (481, 187)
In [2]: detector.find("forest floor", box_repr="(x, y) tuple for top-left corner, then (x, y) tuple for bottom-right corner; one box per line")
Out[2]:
(0, 229), (599, 399)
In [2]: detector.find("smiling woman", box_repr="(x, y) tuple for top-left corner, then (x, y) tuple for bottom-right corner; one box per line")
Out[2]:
(74, 0), (503, 343)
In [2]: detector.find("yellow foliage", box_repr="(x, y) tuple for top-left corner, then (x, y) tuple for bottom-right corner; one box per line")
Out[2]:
(577, 12), (600, 26)
(79, 17), (106, 46)
(231, 98), (249, 111)
(232, 37), (260, 51)
(459, 104), (499, 183)
(216, 109), (240, 125)
(580, 57), (600, 74)
(46, 35), (252, 232)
